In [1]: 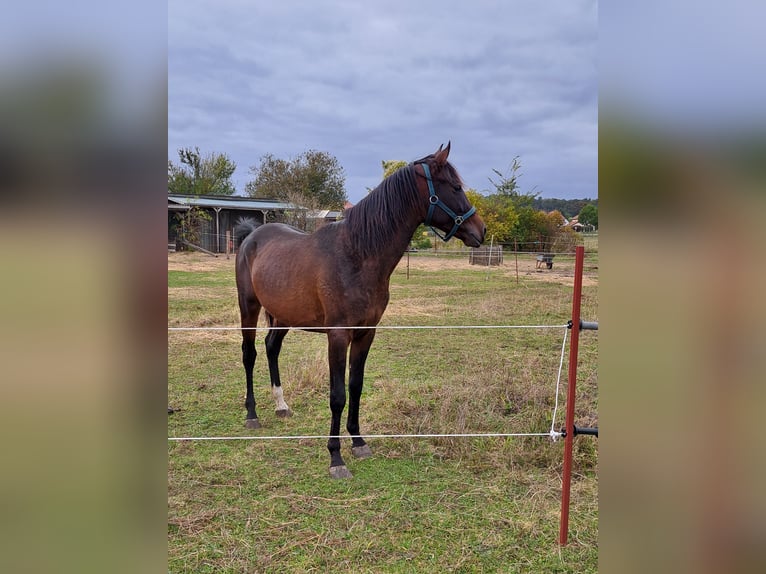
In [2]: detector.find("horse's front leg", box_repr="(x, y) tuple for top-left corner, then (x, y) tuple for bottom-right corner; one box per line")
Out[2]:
(347, 328), (376, 459)
(327, 329), (352, 479)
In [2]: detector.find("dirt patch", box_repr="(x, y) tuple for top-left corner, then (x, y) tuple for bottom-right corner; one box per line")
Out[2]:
(168, 251), (597, 287)
(505, 257), (599, 288)
(397, 252), (598, 287)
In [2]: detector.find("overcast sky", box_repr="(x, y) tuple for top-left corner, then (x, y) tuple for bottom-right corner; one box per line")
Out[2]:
(169, 1), (597, 205)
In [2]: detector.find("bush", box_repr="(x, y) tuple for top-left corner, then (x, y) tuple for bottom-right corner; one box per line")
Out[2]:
(550, 227), (582, 253)
(410, 225), (433, 250)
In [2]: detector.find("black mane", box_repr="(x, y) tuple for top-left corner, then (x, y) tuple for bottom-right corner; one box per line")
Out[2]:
(344, 164), (422, 258)
(344, 156), (465, 257)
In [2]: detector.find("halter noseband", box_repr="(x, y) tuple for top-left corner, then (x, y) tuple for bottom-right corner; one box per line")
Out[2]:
(420, 163), (477, 242)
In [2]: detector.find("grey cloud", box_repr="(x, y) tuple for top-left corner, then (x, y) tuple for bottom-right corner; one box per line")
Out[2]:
(169, 0), (598, 202)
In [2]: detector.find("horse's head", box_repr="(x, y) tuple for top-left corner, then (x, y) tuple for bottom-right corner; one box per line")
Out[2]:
(414, 142), (486, 247)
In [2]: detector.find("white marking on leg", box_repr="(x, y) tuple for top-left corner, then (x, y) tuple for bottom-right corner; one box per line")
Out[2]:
(272, 386), (289, 412)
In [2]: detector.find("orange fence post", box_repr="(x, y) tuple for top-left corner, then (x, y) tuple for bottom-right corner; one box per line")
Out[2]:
(559, 245), (584, 546)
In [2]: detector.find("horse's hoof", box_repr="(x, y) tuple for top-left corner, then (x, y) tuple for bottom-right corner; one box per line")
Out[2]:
(351, 445), (373, 459)
(275, 409), (293, 418)
(244, 418), (261, 429)
(329, 465), (353, 479)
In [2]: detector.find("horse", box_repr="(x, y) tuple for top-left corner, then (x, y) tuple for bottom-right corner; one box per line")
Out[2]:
(233, 142), (486, 478)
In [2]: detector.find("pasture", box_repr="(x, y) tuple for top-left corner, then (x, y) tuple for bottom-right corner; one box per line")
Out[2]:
(168, 247), (598, 573)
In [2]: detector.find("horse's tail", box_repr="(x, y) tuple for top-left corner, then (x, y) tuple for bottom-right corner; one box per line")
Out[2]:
(233, 217), (261, 249)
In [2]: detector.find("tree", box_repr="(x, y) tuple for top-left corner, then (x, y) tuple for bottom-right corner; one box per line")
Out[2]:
(578, 204), (598, 228)
(246, 150), (347, 210)
(488, 156), (540, 210)
(475, 157), (581, 252)
(513, 206), (549, 248)
(381, 160), (408, 180)
(532, 197), (597, 219)
(485, 157), (552, 248)
(172, 206), (212, 249)
(168, 147), (237, 195)
(244, 154), (294, 199)
(544, 210), (580, 252)
(466, 190), (517, 244)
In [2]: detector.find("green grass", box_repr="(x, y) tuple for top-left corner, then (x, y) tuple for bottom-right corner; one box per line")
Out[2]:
(168, 252), (598, 573)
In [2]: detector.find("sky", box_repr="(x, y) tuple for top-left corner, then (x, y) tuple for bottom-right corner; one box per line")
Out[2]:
(169, 0), (597, 205)
(601, 0), (766, 130)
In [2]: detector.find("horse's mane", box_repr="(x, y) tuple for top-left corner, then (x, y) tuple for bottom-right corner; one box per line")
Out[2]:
(344, 155), (465, 257)
(344, 163), (421, 258)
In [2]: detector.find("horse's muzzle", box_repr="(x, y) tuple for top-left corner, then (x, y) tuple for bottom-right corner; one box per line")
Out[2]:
(462, 219), (486, 248)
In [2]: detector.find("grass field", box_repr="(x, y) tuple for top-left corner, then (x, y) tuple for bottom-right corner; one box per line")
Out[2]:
(168, 248), (598, 573)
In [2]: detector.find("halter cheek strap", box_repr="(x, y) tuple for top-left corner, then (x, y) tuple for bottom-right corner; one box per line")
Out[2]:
(420, 163), (477, 242)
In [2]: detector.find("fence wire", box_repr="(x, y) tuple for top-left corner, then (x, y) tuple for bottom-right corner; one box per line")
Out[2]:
(168, 325), (570, 442)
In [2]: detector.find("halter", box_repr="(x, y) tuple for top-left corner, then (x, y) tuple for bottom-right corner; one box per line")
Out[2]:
(420, 163), (477, 242)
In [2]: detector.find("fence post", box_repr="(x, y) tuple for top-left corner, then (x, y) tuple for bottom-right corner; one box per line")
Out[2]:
(485, 235), (494, 281)
(559, 245), (584, 546)
(407, 250), (410, 280)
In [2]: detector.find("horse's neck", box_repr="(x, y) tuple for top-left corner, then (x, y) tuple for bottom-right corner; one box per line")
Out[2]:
(350, 215), (420, 278)
(342, 181), (426, 276)
(378, 223), (419, 275)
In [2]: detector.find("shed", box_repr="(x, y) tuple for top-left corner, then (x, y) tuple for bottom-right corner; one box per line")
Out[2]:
(168, 194), (299, 253)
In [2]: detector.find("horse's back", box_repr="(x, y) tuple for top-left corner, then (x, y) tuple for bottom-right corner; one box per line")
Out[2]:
(237, 223), (309, 266)
(238, 223), (337, 327)
(253, 222), (308, 240)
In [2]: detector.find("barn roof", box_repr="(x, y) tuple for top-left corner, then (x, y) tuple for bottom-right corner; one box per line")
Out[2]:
(168, 194), (299, 211)
(307, 209), (343, 220)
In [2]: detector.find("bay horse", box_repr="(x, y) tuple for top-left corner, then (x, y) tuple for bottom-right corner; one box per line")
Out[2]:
(233, 143), (486, 478)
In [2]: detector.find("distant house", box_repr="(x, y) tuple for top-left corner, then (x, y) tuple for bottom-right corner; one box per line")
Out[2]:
(566, 216), (595, 233)
(168, 194), (298, 253)
(306, 201), (354, 230)
(307, 209), (344, 229)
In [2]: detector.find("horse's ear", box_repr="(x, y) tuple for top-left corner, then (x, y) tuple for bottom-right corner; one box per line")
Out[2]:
(434, 141), (451, 166)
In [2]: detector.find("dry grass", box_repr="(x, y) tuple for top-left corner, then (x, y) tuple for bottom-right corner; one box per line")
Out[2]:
(396, 250), (598, 287)
(167, 252), (235, 272)
(167, 249), (598, 287)
(168, 248), (598, 573)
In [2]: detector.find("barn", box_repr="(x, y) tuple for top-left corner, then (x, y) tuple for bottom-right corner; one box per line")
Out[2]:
(168, 194), (299, 253)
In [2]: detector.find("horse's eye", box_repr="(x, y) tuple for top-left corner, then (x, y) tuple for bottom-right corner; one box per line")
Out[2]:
(454, 185), (462, 193)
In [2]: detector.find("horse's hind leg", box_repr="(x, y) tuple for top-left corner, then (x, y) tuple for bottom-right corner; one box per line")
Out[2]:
(264, 314), (292, 418)
(347, 328), (376, 459)
(239, 296), (261, 429)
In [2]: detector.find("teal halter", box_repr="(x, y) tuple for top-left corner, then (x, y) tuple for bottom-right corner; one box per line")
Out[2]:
(420, 163), (477, 242)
